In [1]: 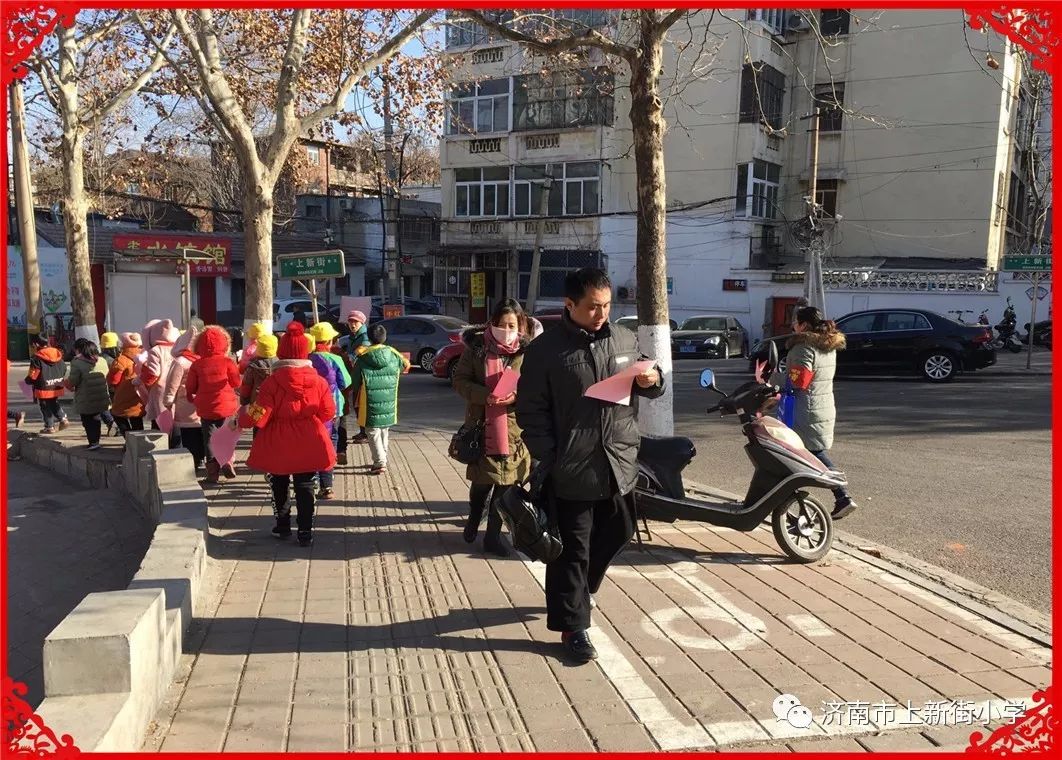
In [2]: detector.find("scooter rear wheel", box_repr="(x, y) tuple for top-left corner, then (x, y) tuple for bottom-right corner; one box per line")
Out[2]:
(771, 493), (833, 563)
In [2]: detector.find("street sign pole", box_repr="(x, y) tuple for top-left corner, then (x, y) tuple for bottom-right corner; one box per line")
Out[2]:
(1027, 270), (1039, 369)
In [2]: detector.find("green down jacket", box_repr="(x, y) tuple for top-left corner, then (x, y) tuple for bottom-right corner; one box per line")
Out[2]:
(67, 356), (111, 415)
(350, 344), (407, 429)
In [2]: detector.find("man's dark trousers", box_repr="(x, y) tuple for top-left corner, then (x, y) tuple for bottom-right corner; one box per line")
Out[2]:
(545, 489), (635, 633)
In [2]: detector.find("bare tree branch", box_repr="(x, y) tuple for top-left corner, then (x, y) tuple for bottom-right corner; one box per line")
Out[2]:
(300, 9), (436, 128)
(464, 10), (635, 61)
(87, 22), (176, 124)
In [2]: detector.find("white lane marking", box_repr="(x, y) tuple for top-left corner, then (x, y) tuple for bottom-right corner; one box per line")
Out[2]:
(641, 605), (758, 652)
(785, 613), (836, 638)
(844, 559), (1052, 665)
(523, 561), (718, 750)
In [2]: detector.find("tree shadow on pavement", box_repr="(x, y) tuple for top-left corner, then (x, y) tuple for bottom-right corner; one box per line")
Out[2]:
(196, 608), (560, 660)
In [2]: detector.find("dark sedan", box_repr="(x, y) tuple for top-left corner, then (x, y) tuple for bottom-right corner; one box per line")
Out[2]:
(671, 315), (748, 360)
(750, 308), (996, 382)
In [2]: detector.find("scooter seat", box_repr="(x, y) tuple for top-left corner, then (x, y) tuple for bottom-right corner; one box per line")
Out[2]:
(639, 436), (696, 467)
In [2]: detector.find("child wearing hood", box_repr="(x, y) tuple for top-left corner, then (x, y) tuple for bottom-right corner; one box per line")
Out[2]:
(239, 333), (279, 412)
(186, 325), (241, 483)
(309, 322), (351, 499)
(350, 324), (409, 475)
(25, 334), (69, 433)
(163, 327), (204, 470)
(238, 322), (267, 373)
(138, 318), (180, 444)
(65, 340), (112, 450)
(108, 333), (146, 437)
(239, 322), (336, 547)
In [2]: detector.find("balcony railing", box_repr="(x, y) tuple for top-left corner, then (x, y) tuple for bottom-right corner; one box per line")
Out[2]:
(822, 269), (1000, 293)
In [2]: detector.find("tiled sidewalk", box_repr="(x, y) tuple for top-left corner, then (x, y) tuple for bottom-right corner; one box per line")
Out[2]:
(142, 429), (1051, 752)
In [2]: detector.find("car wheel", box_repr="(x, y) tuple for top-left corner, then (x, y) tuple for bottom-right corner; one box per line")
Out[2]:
(447, 360), (458, 384)
(417, 348), (436, 373)
(921, 351), (957, 382)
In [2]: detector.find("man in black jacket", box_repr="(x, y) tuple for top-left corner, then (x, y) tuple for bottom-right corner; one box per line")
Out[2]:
(516, 268), (664, 663)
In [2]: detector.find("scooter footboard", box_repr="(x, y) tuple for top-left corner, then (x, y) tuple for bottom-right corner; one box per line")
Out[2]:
(635, 491), (680, 523)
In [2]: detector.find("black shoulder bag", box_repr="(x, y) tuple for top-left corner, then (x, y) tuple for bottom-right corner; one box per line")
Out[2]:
(448, 419), (485, 464)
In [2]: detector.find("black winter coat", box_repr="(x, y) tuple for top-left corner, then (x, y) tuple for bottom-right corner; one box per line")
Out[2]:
(515, 311), (664, 501)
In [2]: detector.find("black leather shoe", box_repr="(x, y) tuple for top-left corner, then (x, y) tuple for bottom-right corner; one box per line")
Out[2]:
(562, 630), (598, 663)
(297, 531), (313, 547)
(483, 537), (510, 557)
(271, 523), (291, 539)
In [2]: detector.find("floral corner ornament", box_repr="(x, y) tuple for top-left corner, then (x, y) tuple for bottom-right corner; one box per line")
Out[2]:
(967, 686), (1054, 754)
(1, 3), (78, 87)
(3, 677), (81, 756)
(965, 6), (1059, 75)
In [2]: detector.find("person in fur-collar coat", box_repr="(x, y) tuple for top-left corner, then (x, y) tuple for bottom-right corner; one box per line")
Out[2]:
(785, 306), (857, 519)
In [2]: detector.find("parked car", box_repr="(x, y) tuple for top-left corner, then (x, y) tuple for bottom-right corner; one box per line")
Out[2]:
(432, 313), (564, 383)
(378, 315), (468, 372)
(273, 298), (315, 332)
(749, 309), (996, 383)
(671, 315), (749, 360)
(615, 315), (679, 331)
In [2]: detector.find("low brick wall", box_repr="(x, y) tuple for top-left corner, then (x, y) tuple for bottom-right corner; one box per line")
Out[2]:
(8, 430), (208, 751)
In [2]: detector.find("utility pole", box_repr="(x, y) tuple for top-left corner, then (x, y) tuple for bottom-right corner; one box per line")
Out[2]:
(9, 80), (42, 342)
(524, 174), (554, 314)
(382, 76), (398, 304)
(801, 107), (827, 314)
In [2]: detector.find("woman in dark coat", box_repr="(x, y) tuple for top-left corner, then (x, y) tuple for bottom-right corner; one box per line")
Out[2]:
(452, 298), (533, 556)
(786, 306), (858, 519)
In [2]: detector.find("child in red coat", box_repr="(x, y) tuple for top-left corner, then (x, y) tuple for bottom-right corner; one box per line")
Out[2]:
(186, 325), (241, 483)
(239, 322), (336, 547)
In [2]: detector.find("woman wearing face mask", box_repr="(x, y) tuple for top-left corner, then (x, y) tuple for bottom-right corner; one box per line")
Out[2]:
(452, 298), (532, 556)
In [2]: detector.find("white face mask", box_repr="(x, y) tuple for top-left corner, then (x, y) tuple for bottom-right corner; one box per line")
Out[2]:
(490, 325), (519, 345)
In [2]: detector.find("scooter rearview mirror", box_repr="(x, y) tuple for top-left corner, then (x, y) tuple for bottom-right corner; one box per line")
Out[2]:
(768, 341), (779, 375)
(699, 368), (716, 389)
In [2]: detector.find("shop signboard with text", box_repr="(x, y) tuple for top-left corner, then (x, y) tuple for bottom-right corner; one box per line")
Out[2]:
(112, 233), (232, 276)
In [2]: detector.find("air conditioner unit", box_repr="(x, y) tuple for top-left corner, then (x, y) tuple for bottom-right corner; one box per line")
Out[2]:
(617, 284), (636, 301)
(787, 13), (811, 32)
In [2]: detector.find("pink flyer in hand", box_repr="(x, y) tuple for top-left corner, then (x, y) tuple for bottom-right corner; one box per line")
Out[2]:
(491, 368), (520, 399)
(584, 360), (655, 406)
(155, 407), (175, 435)
(209, 421), (241, 465)
(19, 380), (35, 403)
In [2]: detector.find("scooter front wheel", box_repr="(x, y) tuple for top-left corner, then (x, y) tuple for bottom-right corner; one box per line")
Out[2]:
(771, 493), (834, 563)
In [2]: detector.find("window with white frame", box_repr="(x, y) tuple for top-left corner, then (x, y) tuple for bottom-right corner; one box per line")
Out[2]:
(447, 79), (510, 135)
(735, 160), (781, 219)
(306, 145), (321, 165)
(746, 9), (786, 34)
(513, 162), (600, 217)
(454, 166), (510, 217)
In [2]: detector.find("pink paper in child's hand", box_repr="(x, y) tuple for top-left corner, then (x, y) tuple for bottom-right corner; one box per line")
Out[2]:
(584, 360), (655, 406)
(491, 368), (520, 399)
(156, 407), (174, 435)
(209, 420), (241, 465)
(19, 381), (35, 403)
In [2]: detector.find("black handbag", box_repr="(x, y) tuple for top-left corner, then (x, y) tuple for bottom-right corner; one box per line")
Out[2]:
(448, 420), (485, 464)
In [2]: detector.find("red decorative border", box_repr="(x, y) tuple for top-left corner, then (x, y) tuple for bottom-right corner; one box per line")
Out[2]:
(3, 677), (81, 756)
(967, 686), (1054, 754)
(0, 2), (1057, 756)
(966, 5), (1058, 75)
(2, 3), (78, 86)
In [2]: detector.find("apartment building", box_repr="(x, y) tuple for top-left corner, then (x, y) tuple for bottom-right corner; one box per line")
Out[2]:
(435, 10), (614, 318)
(439, 10), (1048, 336)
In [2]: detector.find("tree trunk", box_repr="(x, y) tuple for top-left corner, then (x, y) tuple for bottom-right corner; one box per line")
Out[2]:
(629, 12), (673, 437)
(57, 23), (97, 343)
(240, 163), (276, 334)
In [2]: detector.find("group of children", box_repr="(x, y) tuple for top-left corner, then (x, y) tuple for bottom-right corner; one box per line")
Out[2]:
(13, 309), (409, 547)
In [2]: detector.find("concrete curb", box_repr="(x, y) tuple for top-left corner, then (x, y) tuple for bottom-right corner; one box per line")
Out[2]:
(384, 427), (1052, 640)
(8, 429), (208, 752)
(677, 475), (1051, 645)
